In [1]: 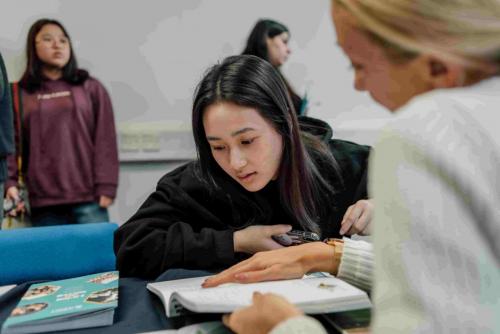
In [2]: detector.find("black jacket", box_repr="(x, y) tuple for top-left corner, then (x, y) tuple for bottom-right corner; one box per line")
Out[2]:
(114, 117), (370, 278)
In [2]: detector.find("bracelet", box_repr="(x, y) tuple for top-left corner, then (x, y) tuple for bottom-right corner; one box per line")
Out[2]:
(324, 238), (344, 276)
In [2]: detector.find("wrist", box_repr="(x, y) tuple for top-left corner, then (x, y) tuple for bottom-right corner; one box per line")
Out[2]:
(233, 230), (242, 253)
(302, 242), (338, 274)
(324, 238), (344, 276)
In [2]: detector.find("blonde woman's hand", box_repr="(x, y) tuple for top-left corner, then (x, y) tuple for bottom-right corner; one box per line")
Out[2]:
(222, 292), (302, 334)
(233, 224), (291, 254)
(203, 242), (335, 288)
(340, 199), (374, 236)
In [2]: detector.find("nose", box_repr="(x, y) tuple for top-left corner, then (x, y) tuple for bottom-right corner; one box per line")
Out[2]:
(229, 149), (247, 171)
(52, 39), (63, 49)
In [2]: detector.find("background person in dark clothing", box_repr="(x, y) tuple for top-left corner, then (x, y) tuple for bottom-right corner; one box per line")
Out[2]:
(5, 19), (118, 226)
(242, 19), (306, 115)
(114, 55), (371, 279)
(0, 52), (14, 221)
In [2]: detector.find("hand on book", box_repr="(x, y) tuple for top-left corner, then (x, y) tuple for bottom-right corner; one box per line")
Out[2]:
(203, 242), (337, 287)
(222, 291), (302, 334)
(339, 199), (373, 236)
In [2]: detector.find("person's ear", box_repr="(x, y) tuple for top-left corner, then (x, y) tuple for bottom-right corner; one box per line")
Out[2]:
(424, 56), (466, 88)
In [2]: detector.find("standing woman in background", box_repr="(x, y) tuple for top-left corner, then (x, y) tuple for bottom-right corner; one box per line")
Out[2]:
(243, 19), (306, 115)
(5, 18), (119, 226)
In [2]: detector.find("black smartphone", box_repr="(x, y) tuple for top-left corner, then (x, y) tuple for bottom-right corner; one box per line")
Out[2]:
(272, 230), (320, 246)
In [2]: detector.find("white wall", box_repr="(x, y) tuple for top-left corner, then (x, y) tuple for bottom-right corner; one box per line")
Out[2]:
(1, 0), (391, 224)
(108, 161), (188, 224)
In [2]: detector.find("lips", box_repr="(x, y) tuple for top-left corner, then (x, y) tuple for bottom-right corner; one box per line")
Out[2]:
(237, 172), (256, 181)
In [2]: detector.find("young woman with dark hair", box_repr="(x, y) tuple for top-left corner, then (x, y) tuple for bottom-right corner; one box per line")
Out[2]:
(114, 55), (371, 278)
(242, 19), (305, 115)
(5, 18), (119, 226)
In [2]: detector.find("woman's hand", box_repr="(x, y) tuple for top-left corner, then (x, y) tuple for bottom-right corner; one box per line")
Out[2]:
(222, 292), (302, 334)
(203, 242), (335, 287)
(5, 186), (25, 216)
(233, 224), (291, 254)
(99, 196), (113, 208)
(340, 199), (373, 236)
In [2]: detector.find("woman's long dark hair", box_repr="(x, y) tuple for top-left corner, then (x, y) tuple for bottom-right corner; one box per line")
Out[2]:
(242, 19), (303, 115)
(192, 55), (338, 234)
(19, 18), (88, 92)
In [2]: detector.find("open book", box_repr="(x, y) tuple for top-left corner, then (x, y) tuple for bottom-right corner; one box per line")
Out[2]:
(147, 273), (371, 317)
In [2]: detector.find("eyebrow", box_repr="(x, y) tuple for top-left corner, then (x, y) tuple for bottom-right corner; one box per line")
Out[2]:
(206, 127), (256, 141)
(39, 33), (67, 39)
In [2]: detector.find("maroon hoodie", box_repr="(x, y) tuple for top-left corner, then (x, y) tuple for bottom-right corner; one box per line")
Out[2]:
(7, 77), (118, 208)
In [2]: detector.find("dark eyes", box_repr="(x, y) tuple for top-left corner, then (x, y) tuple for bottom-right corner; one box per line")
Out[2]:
(241, 138), (255, 145)
(210, 138), (256, 151)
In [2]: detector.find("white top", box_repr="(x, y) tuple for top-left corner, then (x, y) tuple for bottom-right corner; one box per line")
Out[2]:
(337, 237), (373, 292)
(271, 316), (327, 334)
(370, 77), (500, 333)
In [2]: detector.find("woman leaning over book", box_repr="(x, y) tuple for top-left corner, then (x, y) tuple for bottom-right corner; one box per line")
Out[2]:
(114, 55), (373, 278)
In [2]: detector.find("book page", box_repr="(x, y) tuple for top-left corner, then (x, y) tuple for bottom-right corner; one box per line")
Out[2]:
(147, 276), (211, 303)
(175, 276), (369, 314)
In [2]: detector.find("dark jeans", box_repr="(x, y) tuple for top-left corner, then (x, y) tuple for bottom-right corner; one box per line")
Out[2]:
(31, 202), (109, 226)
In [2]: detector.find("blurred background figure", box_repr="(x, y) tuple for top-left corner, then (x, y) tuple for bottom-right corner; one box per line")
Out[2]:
(242, 19), (308, 115)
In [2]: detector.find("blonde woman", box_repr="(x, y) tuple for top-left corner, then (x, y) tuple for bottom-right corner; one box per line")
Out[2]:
(206, 0), (500, 333)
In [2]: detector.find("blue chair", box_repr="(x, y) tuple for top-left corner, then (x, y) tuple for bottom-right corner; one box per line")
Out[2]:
(0, 223), (117, 285)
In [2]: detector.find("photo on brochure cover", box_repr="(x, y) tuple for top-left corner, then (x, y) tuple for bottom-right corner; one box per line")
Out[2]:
(87, 272), (119, 285)
(21, 285), (60, 300)
(11, 303), (49, 317)
(84, 287), (119, 304)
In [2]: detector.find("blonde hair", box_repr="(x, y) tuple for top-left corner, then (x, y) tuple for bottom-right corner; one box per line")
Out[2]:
(334, 0), (500, 73)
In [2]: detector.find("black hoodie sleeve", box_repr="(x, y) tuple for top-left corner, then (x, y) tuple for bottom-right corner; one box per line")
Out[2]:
(114, 162), (238, 279)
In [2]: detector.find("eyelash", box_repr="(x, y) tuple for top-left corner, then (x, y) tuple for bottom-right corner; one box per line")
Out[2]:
(211, 138), (256, 151)
(241, 138), (255, 145)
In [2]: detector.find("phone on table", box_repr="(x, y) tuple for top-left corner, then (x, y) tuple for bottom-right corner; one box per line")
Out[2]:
(272, 230), (320, 246)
